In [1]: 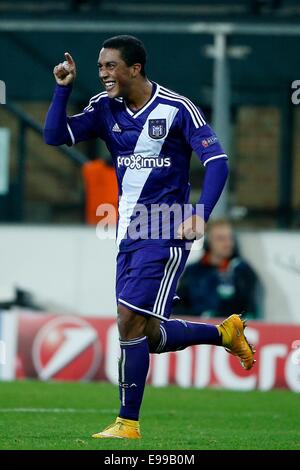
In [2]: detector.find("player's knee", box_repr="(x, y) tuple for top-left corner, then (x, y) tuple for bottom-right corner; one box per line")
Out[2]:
(117, 304), (147, 340)
(145, 317), (161, 352)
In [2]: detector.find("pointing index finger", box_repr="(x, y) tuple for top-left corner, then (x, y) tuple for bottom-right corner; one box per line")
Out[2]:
(64, 52), (74, 64)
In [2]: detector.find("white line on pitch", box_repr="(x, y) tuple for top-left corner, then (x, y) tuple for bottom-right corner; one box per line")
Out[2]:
(0, 408), (177, 415)
(0, 408), (118, 413)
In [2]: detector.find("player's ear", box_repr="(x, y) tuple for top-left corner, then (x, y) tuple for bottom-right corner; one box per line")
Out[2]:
(131, 63), (142, 77)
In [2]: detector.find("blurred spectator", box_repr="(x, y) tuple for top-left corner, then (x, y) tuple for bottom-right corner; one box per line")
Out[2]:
(173, 219), (263, 319)
(82, 158), (118, 225)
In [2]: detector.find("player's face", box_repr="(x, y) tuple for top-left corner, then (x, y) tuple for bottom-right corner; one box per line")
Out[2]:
(208, 225), (234, 260)
(98, 48), (135, 98)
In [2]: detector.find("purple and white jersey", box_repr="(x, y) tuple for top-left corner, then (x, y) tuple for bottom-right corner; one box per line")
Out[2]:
(67, 83), (227, 252)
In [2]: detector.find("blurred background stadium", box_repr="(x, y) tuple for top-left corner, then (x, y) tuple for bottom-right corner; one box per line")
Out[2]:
(1, 0), (300, 414)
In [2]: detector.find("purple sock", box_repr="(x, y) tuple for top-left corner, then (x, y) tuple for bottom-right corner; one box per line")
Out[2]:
(118, 336), (149, 421)
(155, 319), (222, 353)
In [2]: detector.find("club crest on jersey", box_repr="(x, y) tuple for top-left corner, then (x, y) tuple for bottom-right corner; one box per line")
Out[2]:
(148, 119), (167, 139)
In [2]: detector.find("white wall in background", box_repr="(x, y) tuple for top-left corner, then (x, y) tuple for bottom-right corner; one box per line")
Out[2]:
(0, 225), (117, 317)
(0, 225), (299, 322)
(238, 232), (300, 324)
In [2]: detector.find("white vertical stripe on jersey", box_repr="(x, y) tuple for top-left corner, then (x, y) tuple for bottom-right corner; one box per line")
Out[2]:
(116, 103), (179, 248)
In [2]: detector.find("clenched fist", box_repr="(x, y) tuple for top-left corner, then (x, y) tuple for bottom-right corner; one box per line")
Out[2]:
(177, 214), (205, 241)
(53, 52), (76, 86)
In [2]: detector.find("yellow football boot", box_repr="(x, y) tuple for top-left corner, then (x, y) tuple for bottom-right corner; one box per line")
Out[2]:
(92, 417), (141, 439)
(217, 314), (256, 370)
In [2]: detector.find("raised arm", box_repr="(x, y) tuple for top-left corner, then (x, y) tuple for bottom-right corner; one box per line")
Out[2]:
(43, 53), (77, 146)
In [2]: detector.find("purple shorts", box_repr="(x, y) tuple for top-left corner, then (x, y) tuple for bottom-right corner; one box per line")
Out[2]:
(116, 245), (190, 321)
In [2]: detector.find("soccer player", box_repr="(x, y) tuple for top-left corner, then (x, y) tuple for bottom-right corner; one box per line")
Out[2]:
(44, 35), (255, 439)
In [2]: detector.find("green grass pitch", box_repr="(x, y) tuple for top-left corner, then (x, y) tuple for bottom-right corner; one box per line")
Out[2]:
(0, 381), (299, 450)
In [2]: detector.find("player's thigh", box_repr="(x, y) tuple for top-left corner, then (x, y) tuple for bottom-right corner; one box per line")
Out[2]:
(117, 245), (190, 320)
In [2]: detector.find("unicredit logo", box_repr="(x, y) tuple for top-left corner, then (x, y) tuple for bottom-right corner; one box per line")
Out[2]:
(32, 316), (101, 381)
(117, 154), (171, 169)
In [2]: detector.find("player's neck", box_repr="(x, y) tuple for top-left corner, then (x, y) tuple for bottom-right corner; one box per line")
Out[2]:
(125, 79), (153, 112)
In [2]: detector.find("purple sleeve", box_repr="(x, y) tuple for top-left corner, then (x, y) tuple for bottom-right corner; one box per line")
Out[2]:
(67, 98), (106, 145)
(190, 123), (227, 167)
(179, 102), (229, 221)
(44, 85), (106, 146)
(198, 158), (229, 222)
(44, 84), (73, 146)
(181, 104), (228, 166)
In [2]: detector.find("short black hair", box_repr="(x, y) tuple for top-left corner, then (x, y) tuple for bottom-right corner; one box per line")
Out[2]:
(102, 35), (146, 77)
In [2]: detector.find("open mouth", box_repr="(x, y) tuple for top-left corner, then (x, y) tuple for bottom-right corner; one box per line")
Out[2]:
(104, 81), (116, 91)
